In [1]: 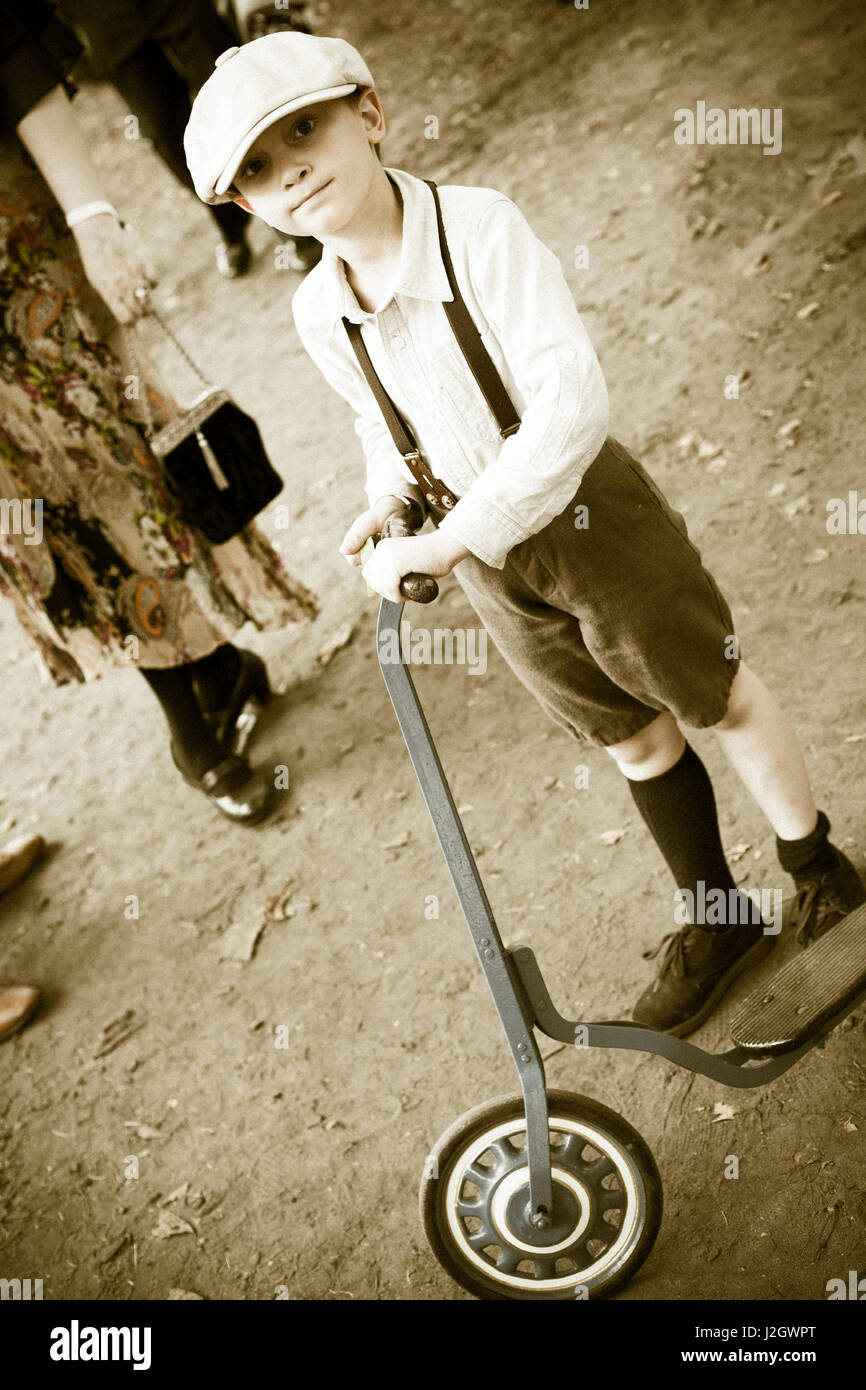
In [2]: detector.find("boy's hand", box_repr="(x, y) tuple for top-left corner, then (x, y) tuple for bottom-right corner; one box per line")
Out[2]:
(339, 495), (406, 567)
(361, 531), (471, 603)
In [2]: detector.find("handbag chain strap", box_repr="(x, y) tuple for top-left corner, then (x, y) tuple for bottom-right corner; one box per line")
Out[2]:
(122, 306), (212, 440)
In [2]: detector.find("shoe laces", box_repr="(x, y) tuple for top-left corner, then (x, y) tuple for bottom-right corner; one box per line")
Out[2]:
(643, 929), (690, 979)
(789, 873), (849, 947)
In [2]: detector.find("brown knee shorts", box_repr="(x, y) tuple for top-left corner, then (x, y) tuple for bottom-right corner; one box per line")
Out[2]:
(427, 436), (740, 747)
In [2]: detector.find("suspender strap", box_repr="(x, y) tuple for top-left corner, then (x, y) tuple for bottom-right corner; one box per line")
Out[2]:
(424, 180), (522, 440)
(342, 319), (459, 510)
(341, 177), (522, 510)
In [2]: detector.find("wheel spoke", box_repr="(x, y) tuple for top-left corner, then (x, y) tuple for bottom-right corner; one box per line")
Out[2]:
(582, 1214), (617, 1249)
(456, 1193), (484, 1215)
(495, 1248), (522, 1276)
(556, 1133), (585, 1167)
(556, 1136), (615, 1182)
(466, 1226), (499, 1252)
(487, 1135), (522, 1170)
(583, 1153), (616, 1182)
(465, 1159), (500, 1191)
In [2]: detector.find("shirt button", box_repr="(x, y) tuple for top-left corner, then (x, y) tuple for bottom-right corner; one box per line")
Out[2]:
(391, 334), (405, 348)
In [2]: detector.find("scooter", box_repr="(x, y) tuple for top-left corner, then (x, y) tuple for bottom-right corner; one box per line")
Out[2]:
(371, 517), (866, 1301)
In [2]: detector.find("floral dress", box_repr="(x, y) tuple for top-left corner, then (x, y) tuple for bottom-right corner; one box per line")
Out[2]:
(0, 131), (318, 682)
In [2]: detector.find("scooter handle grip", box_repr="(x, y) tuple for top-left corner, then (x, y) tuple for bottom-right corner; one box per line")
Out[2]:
(381, 505), (439, 603)
(399, 573), (439, 603)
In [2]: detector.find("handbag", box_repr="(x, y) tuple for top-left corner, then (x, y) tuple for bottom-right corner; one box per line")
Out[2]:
(125, 309), (283, 545)
(342, 179), (522, 512)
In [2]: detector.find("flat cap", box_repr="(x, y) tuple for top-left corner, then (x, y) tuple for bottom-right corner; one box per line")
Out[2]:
(184, 31), (374, 204)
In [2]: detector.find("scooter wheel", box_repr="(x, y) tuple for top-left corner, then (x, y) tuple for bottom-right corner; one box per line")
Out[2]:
(420, 1089), (662, 1301)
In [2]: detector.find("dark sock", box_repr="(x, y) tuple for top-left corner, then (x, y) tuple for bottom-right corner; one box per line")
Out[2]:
(188, 644), (241, 714)
(776, 809), (838, 883)
(626, 742), (743, 933)
(140, 664), (227, 780)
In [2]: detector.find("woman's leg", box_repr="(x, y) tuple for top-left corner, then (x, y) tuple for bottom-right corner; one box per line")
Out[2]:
(140, 657), (274, 822)
(139, 660), (226, 781)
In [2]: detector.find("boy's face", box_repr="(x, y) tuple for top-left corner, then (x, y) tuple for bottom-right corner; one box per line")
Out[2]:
(230, 89), (385, 237)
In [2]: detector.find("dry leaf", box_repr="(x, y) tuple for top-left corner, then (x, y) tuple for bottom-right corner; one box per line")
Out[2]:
(213, 919), (265, 963)
(783, 496), (811, 517)
(160, 1183), (190, 1207)
(712, 1101), (739, 1122)
(796, 301), (820, 319)
(804, 547), (829, 565)
(382, 830), (410, 850)
(598, 827), (626, 846)
(151, 1209), (195, 1240)
(725, 843), (751, 863)
(265, 881), (296, 921)
(169, 1289), (204, 1300)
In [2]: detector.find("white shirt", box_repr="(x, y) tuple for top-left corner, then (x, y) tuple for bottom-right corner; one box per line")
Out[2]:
(291, 166), (609, 570)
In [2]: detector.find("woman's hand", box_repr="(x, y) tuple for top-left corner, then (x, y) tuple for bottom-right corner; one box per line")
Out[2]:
(72, 215), (158, 325)
(15, 86), (157, 324)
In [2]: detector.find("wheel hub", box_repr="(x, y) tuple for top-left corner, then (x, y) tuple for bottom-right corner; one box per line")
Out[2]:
(494, 1168), (588, 1251)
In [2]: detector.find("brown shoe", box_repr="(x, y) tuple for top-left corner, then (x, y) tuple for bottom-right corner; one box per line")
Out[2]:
(0, 833), (45, 897)
(632, 915), (775, 1037)
(0, 985), (40, 1042)
(789, 848), (866, 946)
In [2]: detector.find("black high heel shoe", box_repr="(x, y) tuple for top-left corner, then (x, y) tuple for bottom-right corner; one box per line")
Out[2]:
(170, 743), (274, 825)
(196, 649), (274, 757)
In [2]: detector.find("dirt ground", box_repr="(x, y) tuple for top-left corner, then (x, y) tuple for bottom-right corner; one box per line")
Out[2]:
(1, 0), (865, 1302)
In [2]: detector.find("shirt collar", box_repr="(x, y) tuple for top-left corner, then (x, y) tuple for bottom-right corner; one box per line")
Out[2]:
(320, 166), (453, 325)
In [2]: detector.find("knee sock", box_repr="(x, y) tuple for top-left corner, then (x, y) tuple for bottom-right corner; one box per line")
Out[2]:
(140, 663), (226, 779)
(626, 742), (743, 932)
(188, 643), (241, 714)
(775, 809), (838, 883)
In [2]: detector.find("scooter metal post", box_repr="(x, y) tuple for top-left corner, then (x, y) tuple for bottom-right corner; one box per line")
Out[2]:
(377, 592), (554, 1220)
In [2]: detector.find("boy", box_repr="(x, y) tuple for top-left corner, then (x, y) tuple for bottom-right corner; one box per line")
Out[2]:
(184, 32), (865, 1036)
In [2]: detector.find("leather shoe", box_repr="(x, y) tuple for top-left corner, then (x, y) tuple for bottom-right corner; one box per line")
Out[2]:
(171, 745), (274, 824)
(0, 833), (45, 897)
(196, 649), (274, 757)
(0, 985), (40, 1042)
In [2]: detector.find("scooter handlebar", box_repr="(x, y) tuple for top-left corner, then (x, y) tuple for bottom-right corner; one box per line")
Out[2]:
(380, 505), (439, 604)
